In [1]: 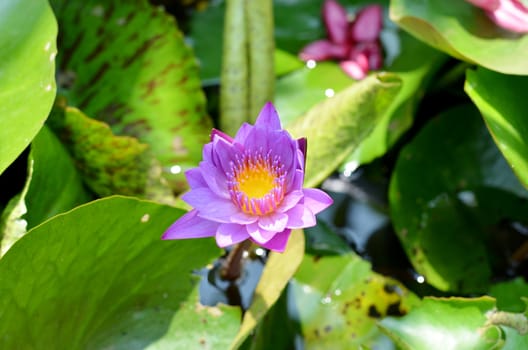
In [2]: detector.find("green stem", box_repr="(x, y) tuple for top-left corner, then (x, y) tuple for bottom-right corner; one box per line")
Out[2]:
(220, 0), (249, 135)
(246, 0), (275, 121)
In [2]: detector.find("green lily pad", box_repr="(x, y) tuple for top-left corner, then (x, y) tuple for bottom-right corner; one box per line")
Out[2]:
(390, 0), (528, 75)
(465, 68), (528, 190)
(290, 248), (419, 348)
(51, 0), (212, 191)
(0, 196), (240, 348)
(489, 278), (528, 313)
(288, 73), (402, 187)
(379, 297), (505, 350)
(0, 0), (57, 174)
(389, 105), (528, 293)
(48, 104), (150, 197)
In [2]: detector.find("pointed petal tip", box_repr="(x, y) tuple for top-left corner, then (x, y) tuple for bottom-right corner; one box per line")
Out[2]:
(255, 102), (282, 130)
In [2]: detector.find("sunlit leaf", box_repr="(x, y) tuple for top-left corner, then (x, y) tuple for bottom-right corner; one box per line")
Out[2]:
(0, 0), (57, 174)
(288, 73), (402, 187)
(390, 0), (528, 75)
(0, 196), (237, 348)
(51, 0), (212, 191)
(465, 68), (528, 190)
(389, 105), (528, 293)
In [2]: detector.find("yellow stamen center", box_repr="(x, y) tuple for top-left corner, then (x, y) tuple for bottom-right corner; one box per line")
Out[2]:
(236, 164), (276, 199)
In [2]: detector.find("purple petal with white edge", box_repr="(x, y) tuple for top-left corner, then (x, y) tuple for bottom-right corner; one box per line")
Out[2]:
(216, 223), (249, 247)
(258, 229), (292, 253)
(255, 102), (282, 130)
(340, 59), (368, 80)
(230, 211), (258, 224)
(185, 167), (207, 189)
(247, 222), (277, 244)
(303, 188), (333, 214)
(277, 190), (304, 213)
(162, 209), (219, 239)
(285, 204), (316, 229)
(323, 0), (349, 44)
(258, 212), (289, 232)
(351, 5), (383, 42)
(211, 128), (234, 143)
(182, 188), (240, 223)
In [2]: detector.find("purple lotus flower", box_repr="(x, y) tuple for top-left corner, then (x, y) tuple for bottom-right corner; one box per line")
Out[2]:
(299, 0), (384, 80)
(465, 0), (528, 33)
(162, 103), (333, 252)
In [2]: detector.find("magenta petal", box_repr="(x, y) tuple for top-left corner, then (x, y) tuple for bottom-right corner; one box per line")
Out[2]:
(258, 229), (292, 253)
(247, 222), (276, 244)
(162, 209), (218, 239)
(255, 102), (282, 130)
(367, 43), (383, 69)
(299, 40), (340, 61)
(351, 5), (383, 42)
(340, 59), (368, 80)
(303, 188), (333, 214)
(258, 212), (288, 232)
(323, 0), (350, 44)
(465, 0), (500, 11)
(216, 223), (249, 247)
(488, 0), (528, 33)
(285, 204), (316, 229)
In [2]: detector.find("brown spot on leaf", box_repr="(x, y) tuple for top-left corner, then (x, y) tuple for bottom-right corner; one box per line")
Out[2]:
(85, 41), (106, 63)
(123, 34), (163, 68)
(368, 305), (381, 318)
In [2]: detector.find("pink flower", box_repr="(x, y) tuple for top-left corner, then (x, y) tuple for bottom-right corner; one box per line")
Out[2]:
(465, 0), (528, 33)
(162, 103), (333, 253)
(299, 0), (384, 80)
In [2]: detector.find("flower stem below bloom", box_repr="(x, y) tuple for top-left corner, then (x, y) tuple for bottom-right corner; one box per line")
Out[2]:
(220, 239), (253, 281)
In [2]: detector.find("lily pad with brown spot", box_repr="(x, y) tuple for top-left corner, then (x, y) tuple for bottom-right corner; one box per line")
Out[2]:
(50, 0), (212, 191)
(291, 250), (420, 348)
